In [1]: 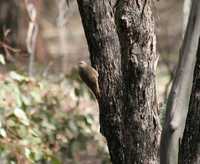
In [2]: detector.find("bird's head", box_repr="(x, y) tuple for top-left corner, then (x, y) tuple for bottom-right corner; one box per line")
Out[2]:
(78, 61), (87, 68)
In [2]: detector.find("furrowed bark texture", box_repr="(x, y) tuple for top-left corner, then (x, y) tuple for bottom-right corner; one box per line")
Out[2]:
(178, 39), (200, 164)
(77, 1), (125, 163)
(160, 0), (200, 164)
(115, 1), (160, 163)
(77, 0), (160, 163)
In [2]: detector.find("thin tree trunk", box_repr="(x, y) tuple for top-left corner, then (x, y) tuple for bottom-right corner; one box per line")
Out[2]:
(160, 0), (200, 164)
(77, 0), (160, 163)
(183, 0), (191, 37)
(178, 38), (200, 164)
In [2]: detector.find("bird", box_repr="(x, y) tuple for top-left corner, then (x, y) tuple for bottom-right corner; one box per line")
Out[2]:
(78, 61), (100, 99)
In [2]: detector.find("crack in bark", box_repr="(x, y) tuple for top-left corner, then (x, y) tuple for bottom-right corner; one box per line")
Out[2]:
(141, 0), (148, 19)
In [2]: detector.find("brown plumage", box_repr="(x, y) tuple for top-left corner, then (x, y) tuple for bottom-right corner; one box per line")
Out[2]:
(78, 61), (100, 99)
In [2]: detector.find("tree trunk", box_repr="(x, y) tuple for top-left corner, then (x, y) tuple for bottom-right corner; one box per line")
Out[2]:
(0, 0), (18, 42)
(160, 0), (200, 164)
(77, 0), (161, 163)
(178, 38), (200, 164)
(0, 0), (19, 55)
(182, 0), (191, 36)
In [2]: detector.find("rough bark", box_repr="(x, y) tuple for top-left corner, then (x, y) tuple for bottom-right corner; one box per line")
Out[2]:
(115, 1), (161, 163)
(77, 1), (124, 163)
(160, 0), (200, 164)
(77, 0), (160, 164)
(178, 38), (200, 164)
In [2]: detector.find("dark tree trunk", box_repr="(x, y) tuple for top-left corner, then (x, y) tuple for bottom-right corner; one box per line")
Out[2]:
(77, 0), (161, 164)
(0, 0), (18, 46)
(0, 0), (19, 63)
(178, 38), (200, 164)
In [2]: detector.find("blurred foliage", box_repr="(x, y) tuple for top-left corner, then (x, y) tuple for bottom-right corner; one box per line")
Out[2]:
(0, 68), (110, 163)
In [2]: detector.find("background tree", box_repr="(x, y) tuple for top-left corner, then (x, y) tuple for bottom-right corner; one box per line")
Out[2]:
(0, 0), (18, 43)
(77, 0), (161, 163)
(0, 0), (19, 61)
(178, 37), (200, 164)
(178, 3), (200, 161)
(160, 0), (200, 163)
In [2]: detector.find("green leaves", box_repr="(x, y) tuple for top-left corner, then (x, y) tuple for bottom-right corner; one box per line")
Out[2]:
(9, 71), (29, 82)
(0, 54), (6, 65)
(0, 128), (7, 138)
(14, 108), (30, 126)
(0, 71), (109, 163)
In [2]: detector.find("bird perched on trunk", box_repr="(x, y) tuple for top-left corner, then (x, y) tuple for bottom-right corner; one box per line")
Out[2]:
(78, 61), (100, 99)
